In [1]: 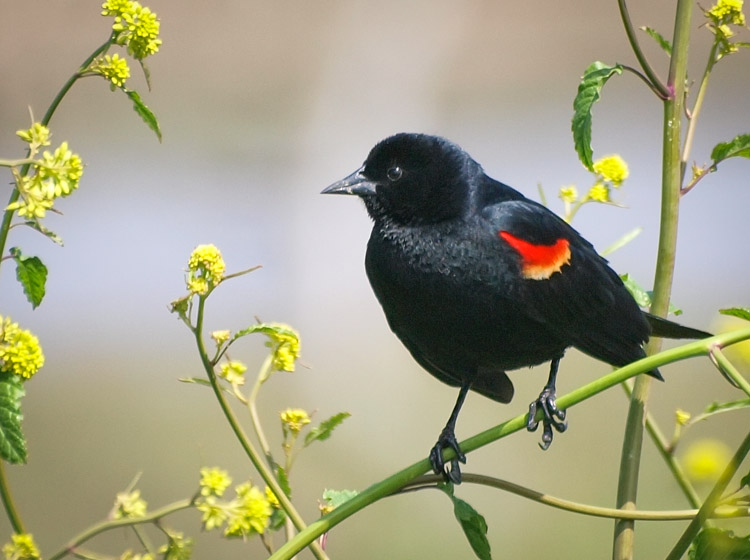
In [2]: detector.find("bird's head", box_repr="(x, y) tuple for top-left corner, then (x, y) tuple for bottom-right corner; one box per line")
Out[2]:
(322, 133), (474, 225)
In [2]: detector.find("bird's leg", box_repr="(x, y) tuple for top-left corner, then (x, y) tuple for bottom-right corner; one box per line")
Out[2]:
(429, 383), (470, 484)
(527, 356), (567, 450)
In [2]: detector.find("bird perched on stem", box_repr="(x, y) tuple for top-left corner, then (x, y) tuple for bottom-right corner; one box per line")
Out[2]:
(323, 133), (710, 483)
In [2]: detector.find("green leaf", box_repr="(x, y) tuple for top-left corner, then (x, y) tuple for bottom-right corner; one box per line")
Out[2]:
(572, 62), (623, 170)
(720, 308), (750, 322)
(177, 377), (212, 386)
(232, 323), (298, 344)
(126, 90), (162, 142)
(711, 134), (750, 166)
(0, 374), (27, 464)
(640, 26), (673, 55)
(620, 273), (651, 307)
(10, 247), (47, 309)
(741, 471), (750, 489)
(321, 488), (358, 511)
(689, 528), (750, 560)
(440, 483), (492, 560)
(703, 399), (750, 415)
(23, 221), (63, 245)
(304, 412), (351, 447)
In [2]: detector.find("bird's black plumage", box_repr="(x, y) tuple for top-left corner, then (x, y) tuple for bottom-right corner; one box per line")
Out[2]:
(323, 133), (709, 482)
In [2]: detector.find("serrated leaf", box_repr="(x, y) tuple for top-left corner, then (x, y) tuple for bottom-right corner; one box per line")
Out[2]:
(0, 374), (27, 464)
(641, 26), (673, 55)
(720, 308), (750, 322)
(10, 247), (47, 309)
(711, 134), (750, 165)
(321, 488), (358, 510)
(621, 273), (651, 307)
(276, 464), (291, 498)
(24, 221), (63, 246)
(572, 62), (623, 170)
(689, 528), (750, 560)
(440, 483), (492, 560)
(304, 412), (351, 447)
(126, 90), (162, 142)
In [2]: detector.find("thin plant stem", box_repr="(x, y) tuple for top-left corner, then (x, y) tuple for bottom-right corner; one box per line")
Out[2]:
(192, 296), (329, 560)
(247, 354), (275, 466)
(613, 1), (692, 558)
(399, 474), (746, 521)
(617, 0), (671, 99)
(0, 461), (24, 534)
(665, 429), (750, 560)
(47, 499), (194, 560)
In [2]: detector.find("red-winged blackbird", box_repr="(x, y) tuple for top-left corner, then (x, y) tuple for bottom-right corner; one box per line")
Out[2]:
(323, 133), (710, 483)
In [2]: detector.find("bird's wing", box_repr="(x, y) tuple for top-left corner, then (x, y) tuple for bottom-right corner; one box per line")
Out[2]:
(481, 199), (650, 366)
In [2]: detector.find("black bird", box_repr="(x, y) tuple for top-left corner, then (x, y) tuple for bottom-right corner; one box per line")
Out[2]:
(323, 133), (710, 483)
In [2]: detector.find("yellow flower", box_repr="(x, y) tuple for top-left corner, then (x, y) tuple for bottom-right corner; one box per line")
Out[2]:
(707, 0), (746, 25)
(586, 183), (610, 203)
(91, 53), (131, 88)
(186, 244), (225, 295)
(103, 0), (162, 59)
(16, 123), (50, 149)
(210, 330), (231, 345)
(38, 142), (84, 198)
(112, 489), (147, 519)
(199, 466), (232, 497)
(219, 360), (247, 385)
(2, 533), (41, 560)
(280, 408), (311, 434)
(682, 439), (732, 482)
(593, 154), (629, 186)
(675, 409), (691, 426)
(0, 316), (44, 379)
(196, 496), (228, 531)
(558, 185), (578, 203)
(225, 484), (272, 537)
(266, 324), (301, 372)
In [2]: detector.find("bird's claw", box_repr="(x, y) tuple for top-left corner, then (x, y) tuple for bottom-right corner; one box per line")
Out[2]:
(429, 426), (467, 484)
(526, 386), (567, 450)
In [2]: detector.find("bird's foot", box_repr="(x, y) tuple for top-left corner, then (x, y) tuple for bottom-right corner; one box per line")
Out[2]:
(429, 425), (466, 484)
(526, 386), (567, 450)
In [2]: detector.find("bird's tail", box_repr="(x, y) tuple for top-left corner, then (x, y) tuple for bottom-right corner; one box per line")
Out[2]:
(645, 312), (712, 340)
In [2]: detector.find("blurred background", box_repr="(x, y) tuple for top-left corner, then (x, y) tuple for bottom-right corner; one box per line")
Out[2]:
(1, 1), (749, 558)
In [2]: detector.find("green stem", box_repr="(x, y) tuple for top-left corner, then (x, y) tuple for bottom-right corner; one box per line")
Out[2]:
(665, 429), (750, 560)
(0, 461), (24, 534)
(617, 0), (671, 99)
(681, 42), (719, 182)
(613, 2), (692, 558)
(0, 35), (112, 277)
(247, 355), (275, 467)
(400, 474), (745, 521)
(621, 382), (702, 509)
(192, 297), (329, 560)
(47, 499), (194, 560)
(710, 346), (750, 398)
(269, 329), (750, 560)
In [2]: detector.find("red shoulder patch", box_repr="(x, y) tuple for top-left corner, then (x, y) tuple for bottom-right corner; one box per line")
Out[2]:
(499, 231), (571, 280)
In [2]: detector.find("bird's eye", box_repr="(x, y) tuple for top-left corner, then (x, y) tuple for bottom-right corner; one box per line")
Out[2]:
(386, 166), (403, 182)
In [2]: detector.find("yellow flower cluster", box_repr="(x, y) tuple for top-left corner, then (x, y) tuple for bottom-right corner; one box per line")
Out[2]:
(0, 316), (44, 379)
(199, 466), (232, 497)
(112, 489), (147, 519)
(102, 0), (162, 60)
(707, 0), (746, 25)
(219, 360), (247, 385)
(91, 53), (131, 88)
(10, 125), (84, 220)
(558, 185), (578, 203)
(266, 325), (301, 372)
(280, 408), (311, 434)
(196, 477), (273, 538)
(2, 533), (40, 560)
(186, 244), (226, 295)
(592, 154), (629, 186)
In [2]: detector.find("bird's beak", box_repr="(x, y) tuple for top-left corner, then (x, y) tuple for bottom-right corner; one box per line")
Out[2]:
(321, 167), (378, 196)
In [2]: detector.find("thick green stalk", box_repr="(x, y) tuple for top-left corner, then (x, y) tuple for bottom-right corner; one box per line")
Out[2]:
(0, 461), (24, 534)
(270, 329), (750, 560)
(613, 1), (692, 558)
